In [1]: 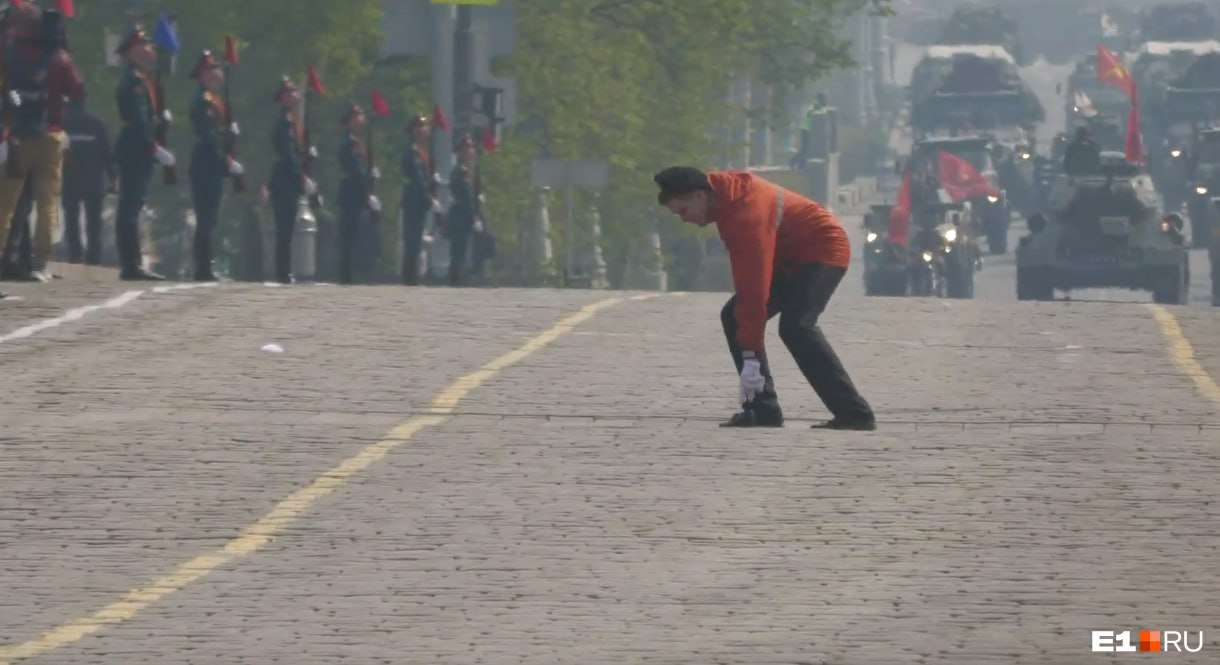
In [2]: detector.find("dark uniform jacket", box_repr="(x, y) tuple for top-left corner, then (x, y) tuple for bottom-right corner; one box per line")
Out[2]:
(448, 162), (480, 229)
(338, 130), (370, 207)
(1063, 138), (1101, 175)
(188, 87), (227, 179)
(269, 109), (305, 196)
(114, 64), (158, 164)
(401, 142), (434, 212)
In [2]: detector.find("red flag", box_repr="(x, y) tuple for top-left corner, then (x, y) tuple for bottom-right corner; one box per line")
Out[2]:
(1126, 87), (1144, 163)
(57, 0), (74, 17)
(888, 171), (911, 247)
(432, 103), (449, 130)
(938, 151), (999, 202)
(11, 0), (22, 8)
(223, 35), (238, 65)
(1097, 45), (1135, 99)
(305, 66), (326, 96)
(481, 127), (497, 152)
(371, 90), (391, 117)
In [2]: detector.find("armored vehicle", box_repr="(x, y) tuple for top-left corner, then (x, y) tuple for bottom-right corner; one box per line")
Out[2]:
(907, 135), (1012, 254)
(909, 51), (1045, 137)
(935, 4), (1027, 66)
(1183, 127), (1220, 247)
(862, 199), (979, 299)
(1016, 153), (1189, 303)
(1136, 2), (1216, 44)
(1064, 54), (1132, 137)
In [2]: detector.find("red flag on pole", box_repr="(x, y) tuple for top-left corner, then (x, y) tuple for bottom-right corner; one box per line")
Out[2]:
(1096, 45), (1135, 98)
(371, 90), (391, 117)
(481, 127), (497, 152)
(937, 151), (1000, 202)
(223, 35), (238, 65)
(1126, 86), (1144, 163)
(888, 171), (911, 247)
(432, 103), (449, 130)
(56, 0), (74, 17)
(305, 66), (326, 96)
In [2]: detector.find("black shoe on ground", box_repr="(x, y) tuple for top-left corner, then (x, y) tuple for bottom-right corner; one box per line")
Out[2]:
(811, 417), (877, 431)
(720, 403), (784, 428)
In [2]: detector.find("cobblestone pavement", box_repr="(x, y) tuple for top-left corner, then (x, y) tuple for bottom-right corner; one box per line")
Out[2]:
(1, 278), (1218, 664)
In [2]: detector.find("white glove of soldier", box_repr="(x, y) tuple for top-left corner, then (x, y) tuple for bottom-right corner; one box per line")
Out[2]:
(369, 166), (380, 180)
(474, 220), (484, 233)
(368, 194), (381, 212)
(433, 172), (443, 184)
(0, 142), (8, 165)
(228, 159), (244, 176)
(431, 198), (443, 214)
(308, 146), (318, 158)
(162, 109), (173, 123)
(303, 177), (317, 196)
(229, 122), (240, 136)
(739, 352), (766, 403)
(7, 90), (20, 107)
(154, 145), (176, 167)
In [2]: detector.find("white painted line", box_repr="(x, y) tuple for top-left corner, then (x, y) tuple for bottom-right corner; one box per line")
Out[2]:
(0, 282), (216, 346)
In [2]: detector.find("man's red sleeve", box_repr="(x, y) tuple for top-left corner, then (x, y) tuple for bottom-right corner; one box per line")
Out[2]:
(721, 204), (777, 353)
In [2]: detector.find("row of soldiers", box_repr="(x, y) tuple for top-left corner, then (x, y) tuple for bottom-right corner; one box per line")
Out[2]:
(0, 7), (490, 300)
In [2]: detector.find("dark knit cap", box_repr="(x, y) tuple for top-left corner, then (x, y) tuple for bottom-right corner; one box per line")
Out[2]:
(654, 166), (711, 205)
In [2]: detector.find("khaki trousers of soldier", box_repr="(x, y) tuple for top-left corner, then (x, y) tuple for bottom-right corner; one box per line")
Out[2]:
(0, 131), (67, 270)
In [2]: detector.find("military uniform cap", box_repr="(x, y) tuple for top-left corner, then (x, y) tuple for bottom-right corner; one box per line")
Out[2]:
(274, 76), (298, 103)
(454, 133), (475, 150)
(188, 49), (220, 79)
(653, 166), (710, 204)
(114, 24), (148, 55)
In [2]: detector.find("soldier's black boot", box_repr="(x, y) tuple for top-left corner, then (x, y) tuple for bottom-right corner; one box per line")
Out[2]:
(274, 238), (294, 284)
(193, 235), (217, 282)
(720, 394), (784, 428)
(117, 225), (164, 281)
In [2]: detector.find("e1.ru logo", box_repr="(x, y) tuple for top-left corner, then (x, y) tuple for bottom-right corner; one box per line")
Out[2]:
(1092, 631), (1203, 652)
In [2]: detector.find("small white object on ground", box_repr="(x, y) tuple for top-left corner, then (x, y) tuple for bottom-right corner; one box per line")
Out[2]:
(261, 343), (284, 353)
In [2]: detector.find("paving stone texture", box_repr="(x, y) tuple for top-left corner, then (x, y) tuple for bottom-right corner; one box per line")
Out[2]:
(0, 269), (1218, 664)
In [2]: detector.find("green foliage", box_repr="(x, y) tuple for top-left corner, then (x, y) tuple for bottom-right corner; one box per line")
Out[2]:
(60, 0), (888, 281)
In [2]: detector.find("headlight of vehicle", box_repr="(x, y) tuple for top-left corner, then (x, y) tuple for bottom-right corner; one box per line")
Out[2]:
(1019, 152), (1031, 160)
(1171, 149), (1183, 158)
(942, 227), (957, 242)
(986, 195), (999, 203)
(921, 251), (934, 263)
(866, 232), (879, 243)
(1197, 185), (1209, 195)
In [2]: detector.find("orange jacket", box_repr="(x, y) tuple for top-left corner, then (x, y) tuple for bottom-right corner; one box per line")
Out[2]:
(709, 170), (851, 352)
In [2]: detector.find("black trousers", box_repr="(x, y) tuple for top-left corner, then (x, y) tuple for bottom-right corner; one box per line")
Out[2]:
(721, 262), (873, 422)
(447, 220), (472, 286)
(190, 172), (223, 279)
(401, 204), (427, 285)
(115, 157), (153, 274)
(271, 192), (297, 283)
(62, 187), (104, 264)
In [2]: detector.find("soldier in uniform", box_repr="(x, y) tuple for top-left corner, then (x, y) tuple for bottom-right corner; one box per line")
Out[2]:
(187, 50), (242, 281)
(446, 134), (480, 286)
(1063, 126), (1101, 175)
(62, 94), (116, 265)
(267, 76), (315, 284)
(113, 25), (175, 281)
(336, 102), (378, 284)
(400, 113), (437, 285)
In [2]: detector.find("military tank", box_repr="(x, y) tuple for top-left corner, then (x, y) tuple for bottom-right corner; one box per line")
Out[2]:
(909, 52), (1045, 135)
(935, 4), (1027, 66)
(1015, 153), (1189, 303)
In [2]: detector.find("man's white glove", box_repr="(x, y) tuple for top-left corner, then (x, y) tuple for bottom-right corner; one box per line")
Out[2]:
(228, 159), (244, 176)
(303, 177), (317, 196)
(154, 145), (175, 167)
(430, 198), (443, 214)
(739, 352), (766, 403)
(368, 194), (381, 212)
(229, 122), (240, 136)
(369, 166), (380, 180)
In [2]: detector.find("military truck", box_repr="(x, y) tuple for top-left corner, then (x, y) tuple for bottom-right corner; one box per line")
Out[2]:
(1135, 2), (1216, 44)
(1015, 153), (1189, 303)
(935, 3), (1028, 66)
(906, 135), (1012, 254)
(910, 51), (1045, 135)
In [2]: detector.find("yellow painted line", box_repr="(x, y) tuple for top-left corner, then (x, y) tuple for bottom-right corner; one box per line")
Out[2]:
(0, 294), (658, 663)
(1146, 304), (1220, 405)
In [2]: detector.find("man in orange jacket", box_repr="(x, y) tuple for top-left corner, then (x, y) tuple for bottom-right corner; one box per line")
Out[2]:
(655, 166), (875, 430)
